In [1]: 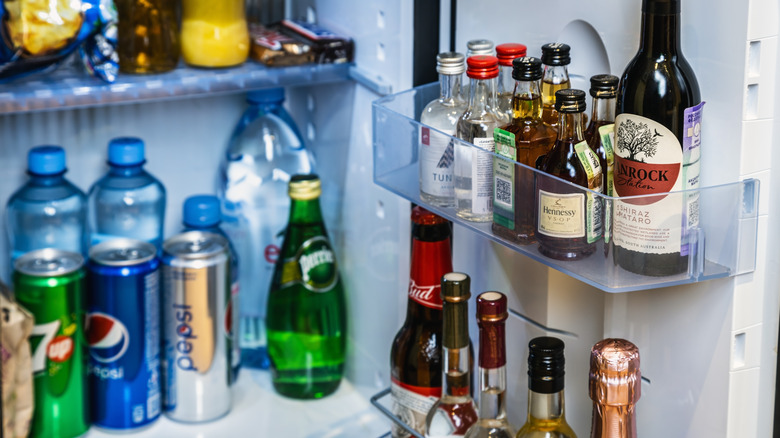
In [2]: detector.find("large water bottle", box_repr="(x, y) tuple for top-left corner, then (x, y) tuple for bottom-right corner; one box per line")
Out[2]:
(87, 137), (166, 249)
(6, 145), (88, 270)
(182, 194), (242, 382)
(219, 87), (314, 369)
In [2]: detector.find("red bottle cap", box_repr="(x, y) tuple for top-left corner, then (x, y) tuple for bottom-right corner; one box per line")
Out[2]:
(411, 205), (448, 225)
(467, 55), (499, 79)
(496, 43), (527, 66)
(476, 291), (508, 321)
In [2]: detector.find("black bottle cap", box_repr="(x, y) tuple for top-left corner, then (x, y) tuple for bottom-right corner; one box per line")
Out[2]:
(528, 336), (565, 394)
(643, 0), (680, 15)
(554, 89), (586, 113)
(541, 43), (571, 66)
(512, 56), (543, 81)
(589, 74), (619, 98)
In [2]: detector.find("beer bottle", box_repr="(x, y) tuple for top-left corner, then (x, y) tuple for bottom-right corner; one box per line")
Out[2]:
(266, 174), (346, 399)
(390, 206), (453, 438)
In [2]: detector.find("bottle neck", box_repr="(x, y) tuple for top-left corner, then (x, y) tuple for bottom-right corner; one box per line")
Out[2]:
(512, 79), (543, 121)
(28, 173), (65, 186)
(590, 96), (616, 124)
(406, 222), (452, 318)
(557, 111), (585, 142)
(289, 196), (323, 225)
(443, 345), (471, 398)
(589, 403), (638, 438)
(477, 365), (508, 420)
(498, 65), (515, 96)
(468, 76), (497, 112)
(109, 164), (144, 176)
(639, 4), (681, 55)
(439, 73), (463, 103)
(527, 389), (567, 422)
(542, 65), (570, 85)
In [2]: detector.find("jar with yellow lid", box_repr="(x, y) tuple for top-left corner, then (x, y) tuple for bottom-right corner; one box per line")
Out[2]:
(181, 0), (249, 68)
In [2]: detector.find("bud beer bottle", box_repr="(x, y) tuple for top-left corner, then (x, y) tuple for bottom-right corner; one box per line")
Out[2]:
(266, 174), (346, 399)
(390, 206), (453, 438)
(614, 0), (703, 276)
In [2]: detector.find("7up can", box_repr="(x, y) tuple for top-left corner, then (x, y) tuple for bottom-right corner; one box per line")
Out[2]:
(14, 249), (89, 438)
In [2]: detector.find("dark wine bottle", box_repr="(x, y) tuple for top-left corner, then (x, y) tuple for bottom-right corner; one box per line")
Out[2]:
(613, 0), (704, 276)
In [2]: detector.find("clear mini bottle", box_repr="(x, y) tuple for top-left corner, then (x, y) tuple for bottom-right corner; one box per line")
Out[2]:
(495, 43), (527, 124)
(516, 337), (577, 438)
(219, 87), (314, 369)
(419, 52), (467, 207)
(464, 292), (515, 438)
(540, 43), (572, 132)
(88, 137), (166, 250)
(7, 146), (87, 271)
(455, 56), (501, 222)
(425, 272), (477, 438)
(181, 194), (241, 383)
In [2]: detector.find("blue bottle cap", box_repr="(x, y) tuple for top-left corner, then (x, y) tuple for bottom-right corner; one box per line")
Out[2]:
(183, 195), (221, 228)
(247, 87), (285, 104)
(108, 137), (145, 166)
(28, 145), (66, 175)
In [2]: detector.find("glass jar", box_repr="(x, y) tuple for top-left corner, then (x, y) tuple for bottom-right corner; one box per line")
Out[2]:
(117, 0), (180, 74)
(181, 0), (250, 68)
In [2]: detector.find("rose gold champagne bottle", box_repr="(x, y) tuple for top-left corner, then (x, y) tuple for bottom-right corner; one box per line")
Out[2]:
(588, 338), (641, 438)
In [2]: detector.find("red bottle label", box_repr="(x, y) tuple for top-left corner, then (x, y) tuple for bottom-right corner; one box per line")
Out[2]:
(408, 239), (452, 310)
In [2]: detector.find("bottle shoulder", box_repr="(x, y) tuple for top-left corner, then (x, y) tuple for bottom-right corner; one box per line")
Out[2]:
(9, 178), (86, 205)
(618, 53), (701, 107)
(90, 170), (166, 194)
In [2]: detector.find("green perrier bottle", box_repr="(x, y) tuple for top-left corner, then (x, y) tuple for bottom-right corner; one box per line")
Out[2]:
(266, 174), (347, 399)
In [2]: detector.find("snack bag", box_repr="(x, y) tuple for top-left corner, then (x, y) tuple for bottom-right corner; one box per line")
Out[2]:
(1, 287), (35, 438)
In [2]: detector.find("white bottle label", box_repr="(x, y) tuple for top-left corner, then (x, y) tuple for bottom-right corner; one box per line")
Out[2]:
(391, 379), (440, 438)
(420, 126), (455, 198)
(471, 137), (494, 215)
(538, 190), (585, 238)
(612, 113), (684, 255)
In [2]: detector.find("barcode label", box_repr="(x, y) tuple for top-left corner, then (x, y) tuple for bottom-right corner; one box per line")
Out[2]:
(496, 177), (512, 206)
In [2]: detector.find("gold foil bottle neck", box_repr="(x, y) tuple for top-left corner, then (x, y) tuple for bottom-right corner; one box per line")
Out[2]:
(589, 338), (641, 406)
(289, 174), (322, 200)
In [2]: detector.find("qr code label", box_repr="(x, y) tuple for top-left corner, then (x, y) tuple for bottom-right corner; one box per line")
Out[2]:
(496, 177), (512, 206)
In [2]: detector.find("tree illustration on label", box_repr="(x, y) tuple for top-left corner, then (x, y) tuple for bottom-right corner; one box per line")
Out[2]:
(614, 118), (680, 203)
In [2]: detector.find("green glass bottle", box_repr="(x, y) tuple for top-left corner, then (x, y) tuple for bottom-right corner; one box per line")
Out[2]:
(266, 174), (347, 399)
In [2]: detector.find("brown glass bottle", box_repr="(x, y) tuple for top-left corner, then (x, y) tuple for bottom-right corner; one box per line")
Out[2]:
(117, 0), (180, 74)
(390, 207), (453, 438)
(588, 339), (641, 438)
(540, 43), (572, 132)
(537, 89), (603, 260)
(492, 57), (556, 245)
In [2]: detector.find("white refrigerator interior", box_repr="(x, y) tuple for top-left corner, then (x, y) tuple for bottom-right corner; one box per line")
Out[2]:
(0, 0), (777, 437)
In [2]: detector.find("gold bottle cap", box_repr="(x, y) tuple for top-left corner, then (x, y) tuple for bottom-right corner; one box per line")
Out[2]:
(589, 338), (641, 406)
(289, 174), (322, 200)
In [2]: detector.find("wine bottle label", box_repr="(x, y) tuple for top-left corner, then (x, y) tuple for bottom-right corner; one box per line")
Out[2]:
(279, 236), (339, 293)
(471, 137), (494, 215)
(681, 102), (704, 256)
(420, 126), (455, 198)
(537, 190), (585, 238)
(390, 379), (440, 438)
(574, 141), (604, 243)
(613, 113), (683, 255)
(492, 128), (516, 229)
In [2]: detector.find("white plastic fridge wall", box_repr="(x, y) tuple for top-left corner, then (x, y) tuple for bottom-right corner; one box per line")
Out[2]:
(441, 0), (779, 437)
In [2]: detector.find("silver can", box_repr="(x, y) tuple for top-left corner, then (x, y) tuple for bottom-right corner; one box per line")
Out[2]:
(162, 231), (231, 423)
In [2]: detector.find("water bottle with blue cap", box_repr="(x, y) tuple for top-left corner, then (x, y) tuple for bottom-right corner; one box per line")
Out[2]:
(6, 145), (88, 272)
(87, 137), (166, 249)
(219, 87), (314, 369)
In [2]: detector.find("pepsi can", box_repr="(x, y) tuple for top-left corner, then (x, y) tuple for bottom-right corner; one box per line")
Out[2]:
(86, 239), (161, 431)
(162, 231), (232, 422)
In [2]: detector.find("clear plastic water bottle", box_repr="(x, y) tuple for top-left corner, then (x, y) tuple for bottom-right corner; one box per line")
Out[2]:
(6, 145), (87, 270)
(219, 87), (314, 369)
(182, 194), (241, 382)
(87, 137), (166, 249)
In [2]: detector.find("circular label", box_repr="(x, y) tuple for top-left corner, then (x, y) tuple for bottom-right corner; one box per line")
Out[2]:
(296, 236), (338, 293)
